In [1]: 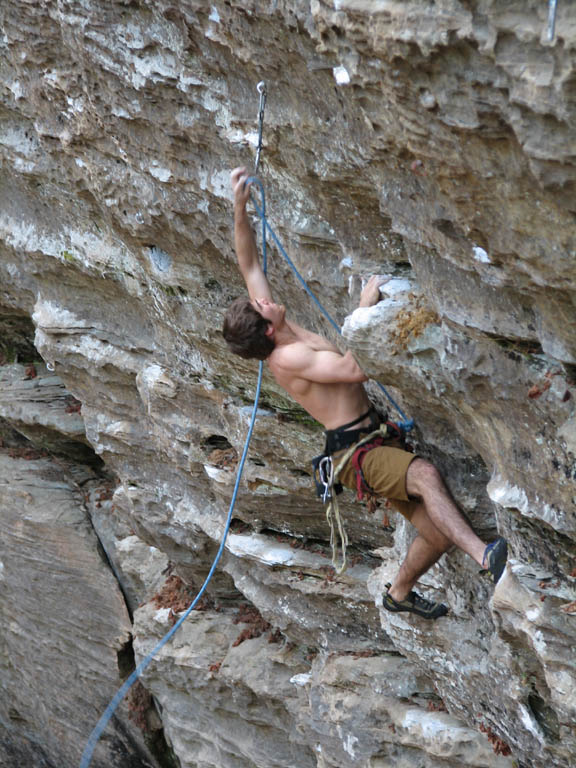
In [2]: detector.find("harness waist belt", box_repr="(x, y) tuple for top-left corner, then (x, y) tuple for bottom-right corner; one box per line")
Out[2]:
(323, 406), (386, 455)
(331, 407), (373, 432)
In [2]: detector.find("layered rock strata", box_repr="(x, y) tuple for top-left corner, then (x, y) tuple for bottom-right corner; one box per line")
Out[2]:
(0, 2), (575, 768)
(0, 408), (157, 767)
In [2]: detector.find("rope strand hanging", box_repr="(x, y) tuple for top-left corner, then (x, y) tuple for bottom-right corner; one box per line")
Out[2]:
(79, 82), (270, 768)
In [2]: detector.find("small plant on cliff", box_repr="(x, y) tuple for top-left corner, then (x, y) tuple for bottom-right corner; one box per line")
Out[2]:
(207, 445), (238, 469)
(126, 680), (153, 733)
(388, 294), (440, 353)
(64, 394), (82, 414)
(232, 603), (272, 647)
(151, 574), (202, 625)
(479, 722), (512, 756)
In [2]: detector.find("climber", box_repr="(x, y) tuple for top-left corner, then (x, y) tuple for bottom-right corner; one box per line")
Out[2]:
(222, 167), (508, 620)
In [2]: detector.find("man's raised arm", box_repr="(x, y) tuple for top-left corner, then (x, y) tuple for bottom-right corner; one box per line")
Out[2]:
(231, 167), (272, 301)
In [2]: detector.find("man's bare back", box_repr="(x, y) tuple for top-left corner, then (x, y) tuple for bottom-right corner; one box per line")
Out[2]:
(267, 321), (372, 430)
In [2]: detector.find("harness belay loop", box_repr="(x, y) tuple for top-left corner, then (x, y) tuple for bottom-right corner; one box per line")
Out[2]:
(323, 423), (389, 574)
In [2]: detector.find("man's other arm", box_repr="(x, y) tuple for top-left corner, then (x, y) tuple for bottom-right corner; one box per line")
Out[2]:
(231, 167), (272, 301)
(277, 276), (390, 383)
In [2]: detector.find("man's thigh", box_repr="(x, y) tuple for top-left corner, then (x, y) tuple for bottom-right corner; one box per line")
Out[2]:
(360, 444), (416, 501)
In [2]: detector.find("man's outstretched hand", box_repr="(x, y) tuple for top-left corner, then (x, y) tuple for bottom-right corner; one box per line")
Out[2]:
(359, 275), (391, 308)
(231, 167), (251, 212)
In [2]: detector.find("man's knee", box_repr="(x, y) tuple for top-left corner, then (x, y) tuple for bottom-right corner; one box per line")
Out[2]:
(406, 458), (444, 498)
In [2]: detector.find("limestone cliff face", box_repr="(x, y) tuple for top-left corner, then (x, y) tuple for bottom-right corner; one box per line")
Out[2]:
(0, 2), (575, 768)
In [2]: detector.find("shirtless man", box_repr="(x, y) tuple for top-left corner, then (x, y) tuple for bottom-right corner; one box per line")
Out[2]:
(223, 167), (507, 619)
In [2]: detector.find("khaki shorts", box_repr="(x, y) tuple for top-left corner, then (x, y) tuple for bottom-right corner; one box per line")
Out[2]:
(334, 439), (417, 520)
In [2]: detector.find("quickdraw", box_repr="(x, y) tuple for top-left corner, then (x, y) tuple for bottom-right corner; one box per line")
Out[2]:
(254, 81), (267, 175)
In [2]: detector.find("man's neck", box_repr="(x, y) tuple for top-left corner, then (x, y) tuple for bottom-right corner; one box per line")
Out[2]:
(271, 319), (299, 348)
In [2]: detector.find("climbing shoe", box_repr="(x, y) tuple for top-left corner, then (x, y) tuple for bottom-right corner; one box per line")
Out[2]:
(383, 584), (448, 620)
(482, 537), (508, 584)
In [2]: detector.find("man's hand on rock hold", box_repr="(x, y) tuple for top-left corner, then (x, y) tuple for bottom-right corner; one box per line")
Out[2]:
(231, 166), (251, 211)
(359, 275), (391, 308)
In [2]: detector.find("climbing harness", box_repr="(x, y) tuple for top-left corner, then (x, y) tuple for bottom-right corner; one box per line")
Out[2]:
(312, 406), (383, 500)
(313, 414), (410, 572)
(323, 406), (383, 454)
(321, 424), (390, 573)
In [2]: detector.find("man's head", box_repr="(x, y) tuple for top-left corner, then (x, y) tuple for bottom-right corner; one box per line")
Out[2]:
(222, 297), (276, 360)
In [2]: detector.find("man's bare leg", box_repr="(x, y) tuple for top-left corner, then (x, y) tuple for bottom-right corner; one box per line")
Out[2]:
(388, 536), (446, 601)
(386, 460), (507, 612)
(388, 500), (451, 602)
(405, 458), (486, 567)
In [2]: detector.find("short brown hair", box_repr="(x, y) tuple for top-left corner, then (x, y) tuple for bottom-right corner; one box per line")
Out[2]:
(222, 297), (275, 360)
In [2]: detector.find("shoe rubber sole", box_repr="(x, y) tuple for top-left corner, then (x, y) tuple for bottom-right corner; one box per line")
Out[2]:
(483, 537), (508, 584)
(383, 584), (448, 620)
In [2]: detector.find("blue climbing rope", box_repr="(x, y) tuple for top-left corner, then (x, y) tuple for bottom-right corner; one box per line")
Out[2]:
(248, 176), (414, 431)
(79, 365), (264, 768)
(79, 191), (270, 768)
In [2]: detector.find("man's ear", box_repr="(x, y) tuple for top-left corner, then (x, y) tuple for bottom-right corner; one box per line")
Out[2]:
(264, 322), (274, 338)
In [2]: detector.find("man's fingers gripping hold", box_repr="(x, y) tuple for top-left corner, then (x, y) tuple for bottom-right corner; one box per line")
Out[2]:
(231, 166), (252, 208)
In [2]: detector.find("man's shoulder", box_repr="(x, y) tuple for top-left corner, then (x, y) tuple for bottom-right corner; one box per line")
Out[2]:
(269, 340), (312, 369)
